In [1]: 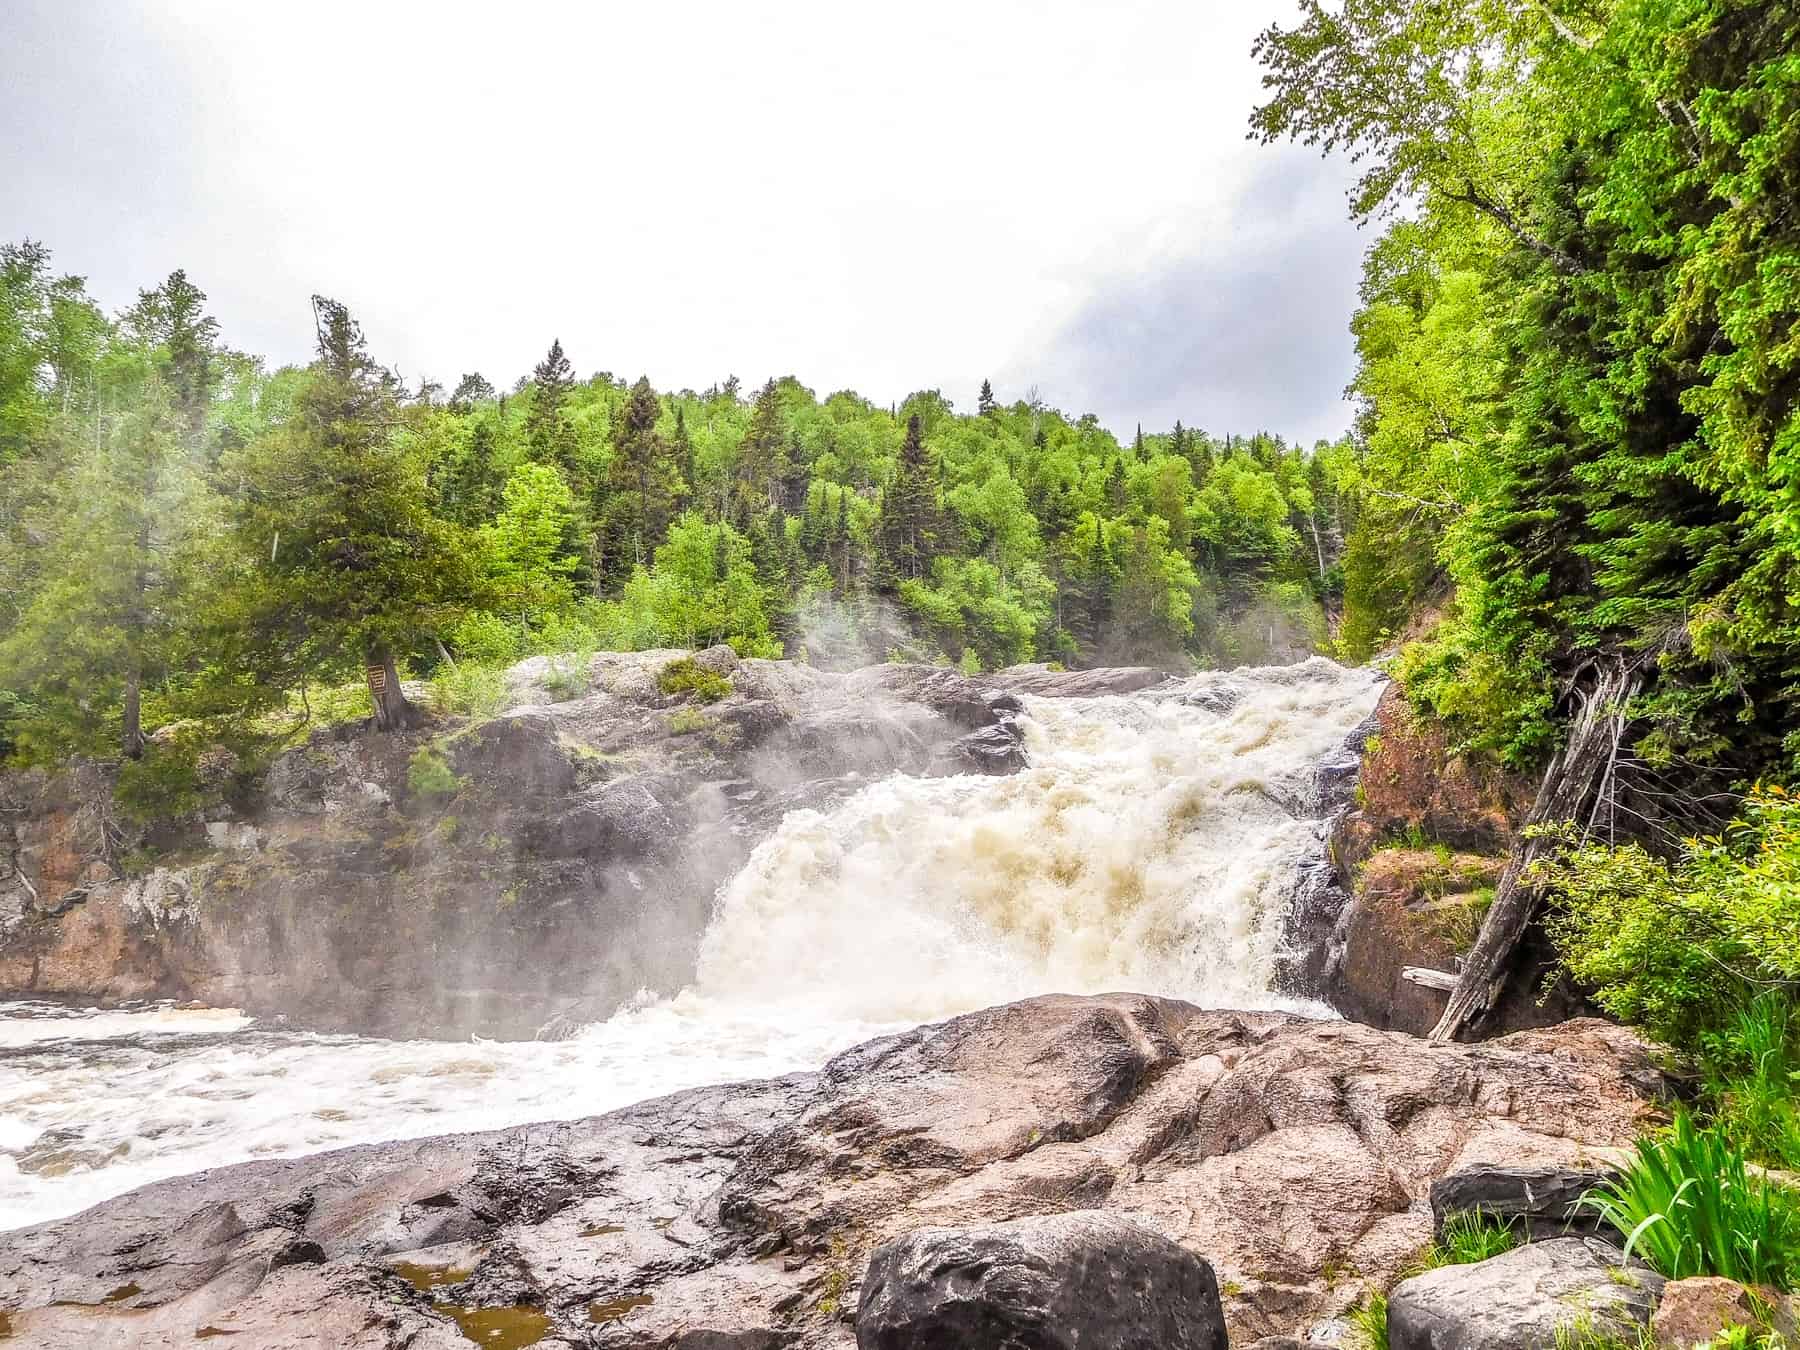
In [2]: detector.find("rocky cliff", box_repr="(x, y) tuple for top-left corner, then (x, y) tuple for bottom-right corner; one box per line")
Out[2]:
(0, 649), (1170, 1039)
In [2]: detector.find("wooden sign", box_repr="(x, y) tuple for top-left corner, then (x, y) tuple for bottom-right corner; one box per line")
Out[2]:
(366, 663), (387, 693)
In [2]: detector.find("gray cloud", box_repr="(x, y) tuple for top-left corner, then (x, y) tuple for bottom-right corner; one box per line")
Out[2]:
(1006, 154), (1367, 446)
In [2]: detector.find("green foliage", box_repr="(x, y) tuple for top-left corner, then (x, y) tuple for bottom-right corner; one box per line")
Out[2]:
(1422, 1209), (1521, 1269)
(1581, 1113), (1800, 1291)
(406, 743), (462, 800)
(429, 662), (508, 720)
(1345, 1290), (1388, 1350)
(1544, 788), (1800, 1050)
(657, 657), (731, 703)
(666, 706), (708, 735)
(1258, 0), (1800, 788)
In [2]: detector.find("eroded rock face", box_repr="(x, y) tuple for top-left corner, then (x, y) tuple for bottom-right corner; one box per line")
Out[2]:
(0, 995), (1665, 1349)
(855, 1212), (1226, 1350)
(0, 652), (1053, 1039)
(1388, 1237), (1663, 1350)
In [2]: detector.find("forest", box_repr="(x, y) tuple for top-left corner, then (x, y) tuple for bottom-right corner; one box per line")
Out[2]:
(1252, 0), (1800, 1295)
(0, 246), (1357, 787)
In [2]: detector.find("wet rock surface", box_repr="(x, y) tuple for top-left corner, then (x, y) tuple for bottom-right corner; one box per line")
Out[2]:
(0, 995), (1665, 1349)
(855, 1211), (1226, 1350)
(1388, 1237), (1663, 1350)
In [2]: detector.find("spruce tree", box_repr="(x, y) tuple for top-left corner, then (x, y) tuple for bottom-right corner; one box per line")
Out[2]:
(598, 376), (678, 584)
(218, 297), (472, 732)
(978, 379), (998, 417)
(874, 414), (942, 588)
(525, 338), (576, 470)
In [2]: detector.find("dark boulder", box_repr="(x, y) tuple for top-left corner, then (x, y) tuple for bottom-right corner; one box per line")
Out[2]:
(1431, 1164), (1617, 1240)
(1388, 1237), (1662, 1350)
(854, 1211), (1227, 1350)
(939, 721), (1028, 775)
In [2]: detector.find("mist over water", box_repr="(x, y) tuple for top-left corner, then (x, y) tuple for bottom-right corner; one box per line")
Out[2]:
(0, 658), (1381, 1232)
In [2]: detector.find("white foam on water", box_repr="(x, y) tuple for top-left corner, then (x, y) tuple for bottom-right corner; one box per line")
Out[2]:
(0, 657), (1381, 1232)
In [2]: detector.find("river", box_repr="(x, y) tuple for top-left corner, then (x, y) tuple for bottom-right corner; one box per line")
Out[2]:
(0, 657), (1382, 1232)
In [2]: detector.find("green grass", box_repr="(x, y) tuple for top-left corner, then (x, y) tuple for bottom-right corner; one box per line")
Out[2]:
(1582, 1111), (1800, 1290)
(1423, 1209), (1522, 1269)
(1551, 1314), (1654, 1350)
(1700, 994), (1800, 1170)
(1345, 1291), (1388, 1350)
(657, 657), (732, 703)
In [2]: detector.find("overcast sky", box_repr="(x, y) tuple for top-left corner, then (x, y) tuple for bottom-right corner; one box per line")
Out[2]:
(2, 1), (1365, 445)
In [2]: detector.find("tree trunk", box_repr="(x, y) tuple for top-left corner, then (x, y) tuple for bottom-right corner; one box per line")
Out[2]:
(121, 668), (144, 760)
(365, 647), (415, 732)
(1430, 656), (1641, 1042)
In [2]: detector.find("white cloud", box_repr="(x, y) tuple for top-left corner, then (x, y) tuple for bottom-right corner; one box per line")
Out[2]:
(1, 0), (1362, 437)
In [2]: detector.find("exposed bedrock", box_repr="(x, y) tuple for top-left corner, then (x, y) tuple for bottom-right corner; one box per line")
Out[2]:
(0, 994), (1665, 1348)
(0, 649), (1099, 1039)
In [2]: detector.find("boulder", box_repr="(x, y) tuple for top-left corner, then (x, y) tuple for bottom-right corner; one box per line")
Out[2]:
(855, 1211), (1226, 1350)
(1430, 1164), (1617, 1240)
(1388, 1237), (1663, 1350)
(939, 721), (1028, 775)
(1650, 1277), (1797, 1348)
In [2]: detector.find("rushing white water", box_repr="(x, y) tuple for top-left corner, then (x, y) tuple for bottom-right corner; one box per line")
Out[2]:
(0, 657), (1380, 1232)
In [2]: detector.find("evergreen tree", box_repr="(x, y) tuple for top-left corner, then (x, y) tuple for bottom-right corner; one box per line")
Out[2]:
(218, 297), (473, 731)
(525, 338), (576, 470)
(599, 376), (678, 583)
(874, 414), (942, 588)
(978, 378), (998, 417)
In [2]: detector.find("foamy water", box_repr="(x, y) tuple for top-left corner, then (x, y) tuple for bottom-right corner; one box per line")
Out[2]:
(0, 658), (1380, 1232)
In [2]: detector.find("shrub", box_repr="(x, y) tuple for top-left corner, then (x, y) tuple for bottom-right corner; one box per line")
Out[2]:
(1544, 787), (1800, 1038)
(449, 611), (524, 666)
(541, 655), (590, 702)
(429, 662), (508, 719)
(406, 743), (462, 800)
(657, 657), (731, 703)
(1582, 1113), (1800, 1290)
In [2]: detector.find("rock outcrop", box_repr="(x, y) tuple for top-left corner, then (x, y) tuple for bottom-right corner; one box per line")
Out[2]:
(0, 994), (1665, 1349)
(0, 650), (1051, 1039)
(1320, 683), (1589, 1036)
(1387, 1237), (1663, 1350)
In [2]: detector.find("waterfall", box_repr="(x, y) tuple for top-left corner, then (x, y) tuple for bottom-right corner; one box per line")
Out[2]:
(0, 657), (1381, 1232)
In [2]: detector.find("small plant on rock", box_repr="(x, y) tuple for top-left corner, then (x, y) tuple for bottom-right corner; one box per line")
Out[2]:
(406, 743), (462, 800)
(657, 656), (732, 703)
(1424, 1209), (1521, 1268)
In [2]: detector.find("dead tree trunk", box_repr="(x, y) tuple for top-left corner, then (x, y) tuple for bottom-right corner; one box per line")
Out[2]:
(1430, 656), (1642, 1041)
(365, 646), (416, 732)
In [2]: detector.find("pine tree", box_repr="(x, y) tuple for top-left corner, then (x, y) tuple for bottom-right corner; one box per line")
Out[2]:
(874, 414), (942, 588)
(732, 379), (786, 524)
(598, 376), (678, 584)
(525, 338), (576, 471)
(978, 379), (998, 417)
(218, 297), (473, 732)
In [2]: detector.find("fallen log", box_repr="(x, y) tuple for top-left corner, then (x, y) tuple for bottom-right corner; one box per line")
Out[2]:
(1430, 656), (1642, 1042)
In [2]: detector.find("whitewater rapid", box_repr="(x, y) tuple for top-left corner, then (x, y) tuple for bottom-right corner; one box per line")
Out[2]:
(0, 657), (1381, 1232)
